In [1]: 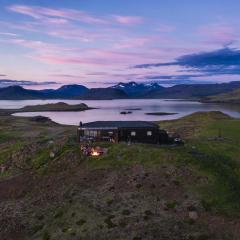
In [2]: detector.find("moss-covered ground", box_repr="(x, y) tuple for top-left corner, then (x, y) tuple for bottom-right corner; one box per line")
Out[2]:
(0, 111), (240, 240)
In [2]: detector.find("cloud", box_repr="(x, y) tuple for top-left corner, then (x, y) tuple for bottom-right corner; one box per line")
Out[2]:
(0, 74), (7, 77)
(50, 74), (84, 79)
(144, 74), (207, 80)
(0, 79), (57, 88)
(0, 32), (18, 37)
(198, 23), (238, 47)
(112, 15), (143, 25)
(8, 5), (144, 26)
(134, 47), (240, 77)
(8, 4), (108, 25)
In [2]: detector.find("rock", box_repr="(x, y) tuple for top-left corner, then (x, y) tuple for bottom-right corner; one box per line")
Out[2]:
(0, 166), (6, 174)
(188, 211), (199, 221)
(48, 140), (54, 145)
(30, 116), (51, 123)
(49, 152), (55, 158)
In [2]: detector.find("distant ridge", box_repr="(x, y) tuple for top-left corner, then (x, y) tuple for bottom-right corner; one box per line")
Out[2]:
(111, 81), (164, 96)
(0, 81), (240, 100)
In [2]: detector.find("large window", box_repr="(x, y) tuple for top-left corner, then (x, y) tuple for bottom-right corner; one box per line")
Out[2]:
(147, 131), (152, 136)
(131, 131), (136, 136)
(84, 130), (98, 137)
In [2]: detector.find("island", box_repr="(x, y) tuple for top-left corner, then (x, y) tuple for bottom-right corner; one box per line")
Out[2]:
(124, 108), (142, 111)
(0, 102), (93, 116)
(145, 112), (177, 116)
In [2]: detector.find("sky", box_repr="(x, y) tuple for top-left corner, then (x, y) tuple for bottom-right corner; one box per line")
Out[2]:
(1, 0), (240, 88)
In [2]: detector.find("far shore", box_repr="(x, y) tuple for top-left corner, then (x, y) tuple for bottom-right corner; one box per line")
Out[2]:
(145, 112), (178, 116)
(0, 102), (94, 116)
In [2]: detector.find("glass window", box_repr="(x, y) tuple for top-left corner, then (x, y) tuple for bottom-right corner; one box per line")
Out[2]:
(84, 130), (98, 137)
(131, 131), (136, 136)
(90, 130), (98, 137)
(84, 130), (89, 136)
(147, 131), (152, 136)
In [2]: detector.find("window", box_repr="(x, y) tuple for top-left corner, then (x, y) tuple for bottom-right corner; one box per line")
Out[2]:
(90, 130), (98, 137)
(147, 131), (152, 136)
(84, 130), (90, 136)
(131, 131), (136, 136)
(84, 130), (98, 137)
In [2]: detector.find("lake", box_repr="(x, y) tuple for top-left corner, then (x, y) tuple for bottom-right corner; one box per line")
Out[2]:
(0, 99), (239, 126)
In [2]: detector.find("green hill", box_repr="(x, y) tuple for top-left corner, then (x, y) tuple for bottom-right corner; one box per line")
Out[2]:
(203, 88), (240, 103)
(1, 111), (240, 239)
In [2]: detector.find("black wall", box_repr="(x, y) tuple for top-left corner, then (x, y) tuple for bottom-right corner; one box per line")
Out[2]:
(118, 127), (159, 144)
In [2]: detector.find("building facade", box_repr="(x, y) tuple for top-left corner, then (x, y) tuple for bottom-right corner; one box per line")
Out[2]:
(77, 121), (169, 144)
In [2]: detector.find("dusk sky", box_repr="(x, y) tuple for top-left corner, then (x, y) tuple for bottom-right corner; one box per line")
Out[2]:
(1, 0), (240, 88)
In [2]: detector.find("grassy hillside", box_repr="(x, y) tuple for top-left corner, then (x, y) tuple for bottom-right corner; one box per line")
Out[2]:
(1, 112), (240, 239)
(203, 88), (240, 103)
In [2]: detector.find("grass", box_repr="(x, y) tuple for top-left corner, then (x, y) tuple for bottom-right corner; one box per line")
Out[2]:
(87, 143), (172, 169)
(160, 112), (240, 215)
(86, 111), (240, 215)
(2, 111), (240, 219)
(0, 141), (24, 164)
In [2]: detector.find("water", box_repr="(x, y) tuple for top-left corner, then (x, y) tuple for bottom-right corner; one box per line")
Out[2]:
(0, 99), (239, 126)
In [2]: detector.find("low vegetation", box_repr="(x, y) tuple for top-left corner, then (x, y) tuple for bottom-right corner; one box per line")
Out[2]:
(0, 111), (240, 239)
(202, 88), (240, 103)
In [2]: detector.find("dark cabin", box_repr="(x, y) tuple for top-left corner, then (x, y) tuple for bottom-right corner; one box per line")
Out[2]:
(77, 121), (169, 144)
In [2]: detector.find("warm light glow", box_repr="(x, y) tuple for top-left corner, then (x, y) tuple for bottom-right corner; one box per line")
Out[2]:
(91, 150), (100, 156)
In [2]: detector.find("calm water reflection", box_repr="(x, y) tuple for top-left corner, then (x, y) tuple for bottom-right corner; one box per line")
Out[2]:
(0, 99), (237, 126)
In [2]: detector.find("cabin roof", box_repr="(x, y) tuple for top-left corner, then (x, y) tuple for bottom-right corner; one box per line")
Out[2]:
(80, 121), (159, 129)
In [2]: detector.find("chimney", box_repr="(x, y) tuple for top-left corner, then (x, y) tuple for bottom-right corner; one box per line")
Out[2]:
(79, 121), (83, 127)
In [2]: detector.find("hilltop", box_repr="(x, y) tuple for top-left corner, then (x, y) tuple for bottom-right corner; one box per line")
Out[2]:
(1, 111), (240, 239)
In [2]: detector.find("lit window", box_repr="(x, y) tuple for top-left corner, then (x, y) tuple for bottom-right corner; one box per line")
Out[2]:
(147, 131), (152, 136)
(90, 131), (98, 137)
(131, 131), (136, 136)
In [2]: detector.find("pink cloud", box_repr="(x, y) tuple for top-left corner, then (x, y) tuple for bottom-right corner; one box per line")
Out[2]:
(8, 5), (108, 24)
(8, 5), (144, 26)
(34, 54), (110, 66)
(112, 15), (144, 25)
(198, 23), (238, 46)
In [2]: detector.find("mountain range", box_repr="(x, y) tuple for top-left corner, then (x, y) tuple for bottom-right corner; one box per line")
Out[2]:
(0, 81), (240, 100)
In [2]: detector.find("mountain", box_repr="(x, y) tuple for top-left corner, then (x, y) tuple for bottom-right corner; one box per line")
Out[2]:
(40, 84), (88, 98)
(0, 85), (126, 100)
(111, 81), (164, 96)
(202, 88), (240, 103)
(0, 85), (89, 100)
(142, 81), (240, 99)
(0, 86), (47, 100)
(1, 81), (240, 100)
(76, 88), (128, 100)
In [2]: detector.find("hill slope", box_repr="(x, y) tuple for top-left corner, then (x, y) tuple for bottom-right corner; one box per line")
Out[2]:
(0, 85), (127, 100)
(202, 88), (240, 103)
(77, 88), (128, 100)
(0, 86), (47, 100)
(1, 112), (240, 239)
(143, 81), (240, 99)
(40, 84), (88, 98)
